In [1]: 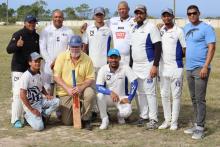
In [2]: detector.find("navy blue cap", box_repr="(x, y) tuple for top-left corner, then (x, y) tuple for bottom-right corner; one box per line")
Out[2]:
(69, 35), (82, 47)
(108, 49), (120, 57)
(24, 15), (38, 22)
(134, 4), (147, 14)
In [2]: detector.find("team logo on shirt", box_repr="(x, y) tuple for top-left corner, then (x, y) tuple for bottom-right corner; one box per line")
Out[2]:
(175, 79), (182, 87)
(185, 28), (199, 39)
(27, 86), (43, 104)
(147, 78), (153, 84)
(118, 27), (124, 30)
(90, 30), (94, 36)
(106, 74), (111, 80)
(116, 32), (126, 39)
(14, 76), (19, 81)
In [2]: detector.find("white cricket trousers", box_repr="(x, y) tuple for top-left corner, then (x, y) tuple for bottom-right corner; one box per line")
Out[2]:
(11, 72), (24, 124)
(160, 76), (183, 124)
(23, 98), (60, 131)
(137, 77), (158, 121)
(97, 93), (132, 119)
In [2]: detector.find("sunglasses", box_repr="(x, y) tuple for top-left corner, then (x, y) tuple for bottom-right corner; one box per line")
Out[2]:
(187, 11), (198, 16)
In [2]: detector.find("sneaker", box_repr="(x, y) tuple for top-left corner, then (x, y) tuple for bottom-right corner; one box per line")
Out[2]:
(158, 121), (170, 130)
(184, 126), (196, 134)
(13, 120), (23, 128)
(146, 119), (158, 130)
(131, 118), (148, 127)
(99, 116), (109, 130)
(117, 113), (125, 124)
(170, 123), (178, 131)
(192, 129), (204, 140)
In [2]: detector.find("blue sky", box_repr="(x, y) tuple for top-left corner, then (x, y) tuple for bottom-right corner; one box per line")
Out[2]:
(1, 0), (219, 18)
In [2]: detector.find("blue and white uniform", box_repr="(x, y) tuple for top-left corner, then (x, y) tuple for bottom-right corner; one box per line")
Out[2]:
(159, 24), (186, 126)
(109, 17), (135, 65)
(19, 69), (60, 131)
(96, 64), (138, 120)
(130, 19), (161, 121)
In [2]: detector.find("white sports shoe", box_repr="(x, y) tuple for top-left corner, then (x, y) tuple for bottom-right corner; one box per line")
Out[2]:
(117, 113), (125, 124)
(99, 116), (109, 130)
(158, 121), (171, 130)
(170, 123), (178, 130)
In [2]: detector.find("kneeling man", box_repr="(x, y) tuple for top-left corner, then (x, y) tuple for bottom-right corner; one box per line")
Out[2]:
(96, 49), (138, 129)
(20, 52), (60, 131)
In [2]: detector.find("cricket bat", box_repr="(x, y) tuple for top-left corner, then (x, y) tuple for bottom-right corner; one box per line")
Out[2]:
(72, 70), (82, 129)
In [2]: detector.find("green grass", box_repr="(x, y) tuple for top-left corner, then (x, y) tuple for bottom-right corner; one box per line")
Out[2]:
(0, 25), (220, 147)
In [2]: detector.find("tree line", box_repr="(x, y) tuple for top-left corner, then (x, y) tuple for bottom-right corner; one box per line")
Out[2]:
(0, 0), (111, 24)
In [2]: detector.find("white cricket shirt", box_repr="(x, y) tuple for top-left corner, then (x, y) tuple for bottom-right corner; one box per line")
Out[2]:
(160, 25), (186, 77)
(96, 64), (137, 96)
(19, 69), (44, 104)
(82, 23), (112, 68)
(40, 24), (73, 65)
(130, 20), (161, 78)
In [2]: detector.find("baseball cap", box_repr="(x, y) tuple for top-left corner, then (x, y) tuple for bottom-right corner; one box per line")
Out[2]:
(134, 4), (147, 14)
(24, 15), (38, 22)
(107, 49), (120, 57)
(69, 35), (82, 47)
(161, 8), (174, 15)
(94, 7), (105, 15)
(29, 52), (42, 61)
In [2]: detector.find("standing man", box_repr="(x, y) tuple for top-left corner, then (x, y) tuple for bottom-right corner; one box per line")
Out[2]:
(20, 52), (59, 131)
(158, 8), (186, 130)
(6, 15), (39, 128)
(82, 7), (112, 72)
(130, 5), (162, 129)
(183, 5), (216, 140)
(109, 1), (135, 65)
(53, 35), (96, 130)
(40, 9), (73, 95)
(96, 49), (138, 130)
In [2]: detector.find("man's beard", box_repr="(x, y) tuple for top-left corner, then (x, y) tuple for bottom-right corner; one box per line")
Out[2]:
(71, 52), (80, 58)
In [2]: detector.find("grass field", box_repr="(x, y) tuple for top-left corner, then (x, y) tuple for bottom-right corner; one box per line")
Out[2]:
(0, 25), (220, 147)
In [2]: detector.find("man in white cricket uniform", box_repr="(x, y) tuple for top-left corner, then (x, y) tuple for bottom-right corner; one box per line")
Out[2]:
(20, 52), (59, 131)
(82, 7), (112, 73)
(158, 8), (186, 130)
(96, 49), (138, 129)
(108, 1), (135, 65)
(130, 5), (162, 129)
(40, 9), (73, 94)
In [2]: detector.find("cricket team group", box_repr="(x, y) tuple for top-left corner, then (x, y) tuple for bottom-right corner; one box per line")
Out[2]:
(6, 1), (216, 140)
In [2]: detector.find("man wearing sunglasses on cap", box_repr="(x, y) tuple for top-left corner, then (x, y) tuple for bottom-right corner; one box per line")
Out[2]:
(183, 5), (216, 140)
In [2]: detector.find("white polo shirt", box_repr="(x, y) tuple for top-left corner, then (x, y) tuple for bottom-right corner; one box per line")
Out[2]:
(20, 69), (44, 105)
(130, 20), (161, 78)
(109, 17), (135, 57)
(40, 24), (73, 66)
(160, 25), (186, 77)
(82, 23), (112, 68)
(96, 64), (137, 96)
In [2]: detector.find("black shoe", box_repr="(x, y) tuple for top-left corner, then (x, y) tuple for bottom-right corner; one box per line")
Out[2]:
(130, 118), (148, 127)
(91, 112), (98, 122)
(42, 115), (50, 127)
(23, 118), (29, 126)
(83, 120), (92, 131)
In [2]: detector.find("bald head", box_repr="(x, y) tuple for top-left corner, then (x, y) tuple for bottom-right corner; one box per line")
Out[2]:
(117, 1), (130, 20)
(52, 9), (64, 29)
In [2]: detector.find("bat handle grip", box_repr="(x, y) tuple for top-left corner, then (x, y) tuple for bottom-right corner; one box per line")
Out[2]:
(72, 70), (76, 87)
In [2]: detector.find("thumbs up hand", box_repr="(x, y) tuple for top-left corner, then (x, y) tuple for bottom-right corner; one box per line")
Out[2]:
(17, 36), (24, 47)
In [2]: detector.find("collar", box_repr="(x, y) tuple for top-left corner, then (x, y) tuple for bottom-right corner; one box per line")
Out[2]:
(51, 24), (64, 31)
(119, 16), (131, 22)
(135, 19), (148, 29)
(28, 68), (40, 75)
(162, 24), (177, 32)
